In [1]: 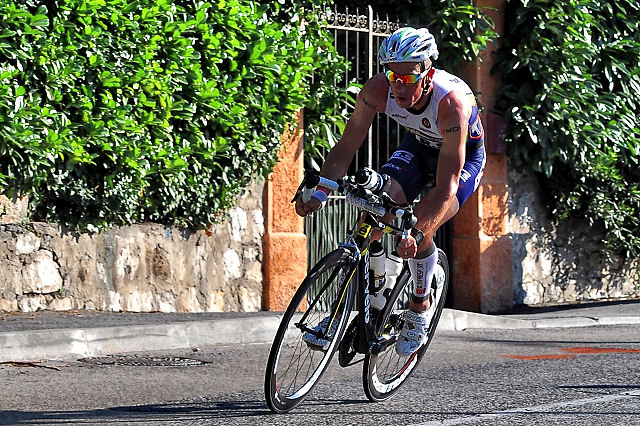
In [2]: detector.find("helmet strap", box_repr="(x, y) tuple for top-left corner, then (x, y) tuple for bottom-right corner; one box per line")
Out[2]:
(411, 67), (435, 110)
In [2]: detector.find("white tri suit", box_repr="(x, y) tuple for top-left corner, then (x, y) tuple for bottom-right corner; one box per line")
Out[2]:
(379, 69), (486, 205)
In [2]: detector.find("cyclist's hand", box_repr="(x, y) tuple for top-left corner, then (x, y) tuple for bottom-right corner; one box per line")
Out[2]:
(295, 196), (322, 217)
(397, 235), (418, 259)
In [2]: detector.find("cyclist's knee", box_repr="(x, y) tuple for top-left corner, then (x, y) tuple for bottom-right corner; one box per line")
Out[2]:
(387, 177), (408, 205)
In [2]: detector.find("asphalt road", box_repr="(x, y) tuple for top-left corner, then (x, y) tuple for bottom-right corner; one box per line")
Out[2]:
(1, 323), (638, 425)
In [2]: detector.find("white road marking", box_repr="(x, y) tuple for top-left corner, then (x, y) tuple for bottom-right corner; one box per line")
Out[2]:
(410, 389), (640, 426)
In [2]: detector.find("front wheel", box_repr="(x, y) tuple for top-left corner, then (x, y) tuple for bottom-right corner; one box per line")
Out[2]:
(362, 248), (449, 402)
(264, 248), (357, 413)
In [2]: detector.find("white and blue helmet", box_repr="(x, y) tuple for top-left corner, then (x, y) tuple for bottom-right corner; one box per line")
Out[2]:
(379, 27), (439, 64)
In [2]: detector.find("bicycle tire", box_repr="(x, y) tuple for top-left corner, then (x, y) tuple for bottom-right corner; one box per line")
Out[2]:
(264, 248), (357, 413)
(362, 248), (449, 402)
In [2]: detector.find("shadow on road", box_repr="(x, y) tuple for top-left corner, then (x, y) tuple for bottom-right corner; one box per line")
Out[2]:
(0, 399), (273, 425)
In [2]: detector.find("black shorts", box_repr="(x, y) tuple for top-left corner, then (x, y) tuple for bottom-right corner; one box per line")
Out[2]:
(380, 132), (486, 205)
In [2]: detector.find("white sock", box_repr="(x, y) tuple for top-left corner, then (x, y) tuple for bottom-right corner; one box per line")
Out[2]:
(408, 243), (437, 304)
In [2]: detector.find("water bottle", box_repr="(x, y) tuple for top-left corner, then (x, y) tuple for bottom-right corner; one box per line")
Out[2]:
(370, 251), (404, 310)
(355, 168), (388, 194)
(369, 244), (386, 294)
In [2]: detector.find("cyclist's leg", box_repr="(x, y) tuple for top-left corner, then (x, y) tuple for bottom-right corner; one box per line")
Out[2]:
(408, 199), (457, 310)
(382, 137), (486, 354)
(379, 132), (439, 312)
(409, 144), (486, 308)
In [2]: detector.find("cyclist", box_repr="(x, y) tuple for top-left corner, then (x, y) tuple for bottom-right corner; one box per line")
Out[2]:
(296, 27), (485, 356)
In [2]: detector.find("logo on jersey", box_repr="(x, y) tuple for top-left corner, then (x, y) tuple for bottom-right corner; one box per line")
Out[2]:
(392, 113), (409, 120)
(414, 131), (443, 150)
(390, 150), (413, 164)
(421, 118), (431, 129)
(459, 169), (472, 184)
(469, 113), (484, 140)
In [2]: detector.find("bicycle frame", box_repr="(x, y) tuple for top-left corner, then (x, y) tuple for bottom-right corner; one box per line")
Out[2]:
(294, 213), (375, 349)
(352, 213), (410, 356)
(292, 169), (418, 355)
(300, 209), (405, 357)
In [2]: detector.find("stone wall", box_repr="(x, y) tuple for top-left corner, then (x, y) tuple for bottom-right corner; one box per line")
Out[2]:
(509, 168), (639, 306)
(0, 183), (265, 313)
(4, 168), (639, 314)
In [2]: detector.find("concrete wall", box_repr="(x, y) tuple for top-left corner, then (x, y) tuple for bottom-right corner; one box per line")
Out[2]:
(0, 183), (265, 313)
(509, 168), (640, 306)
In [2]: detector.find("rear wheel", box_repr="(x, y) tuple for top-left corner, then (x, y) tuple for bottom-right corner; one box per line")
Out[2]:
(264, 248), (357, 413)
(362, 249), (449, 402)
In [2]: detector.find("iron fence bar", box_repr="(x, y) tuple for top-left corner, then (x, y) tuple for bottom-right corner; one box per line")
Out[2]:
(366, 5), (374, 168)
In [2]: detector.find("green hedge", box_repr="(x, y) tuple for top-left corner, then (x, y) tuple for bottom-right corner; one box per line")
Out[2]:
(495, 0), (640, 257)
(0, 0), (343, 229)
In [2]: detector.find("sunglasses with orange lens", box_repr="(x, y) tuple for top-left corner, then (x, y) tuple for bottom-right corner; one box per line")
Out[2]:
(385, 68), (430, 84)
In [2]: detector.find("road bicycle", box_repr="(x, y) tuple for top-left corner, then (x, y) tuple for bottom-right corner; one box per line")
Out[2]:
(264, 168), (449, 414)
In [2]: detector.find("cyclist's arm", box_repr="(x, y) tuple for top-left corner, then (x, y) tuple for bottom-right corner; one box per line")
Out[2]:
(319, 74), (388, 181)
(294, 74), (387, 217)
(413, 90), (470, 239)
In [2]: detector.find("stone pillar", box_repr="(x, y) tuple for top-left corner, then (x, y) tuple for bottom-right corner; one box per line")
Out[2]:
(453, 0), (513, 313)
(263, 111), (308, 311)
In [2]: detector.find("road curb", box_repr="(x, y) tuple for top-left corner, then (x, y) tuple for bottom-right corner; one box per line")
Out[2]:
(0, 315), (285, 362)
(439, 309), (533, 331)
(1, 309), (638, 362)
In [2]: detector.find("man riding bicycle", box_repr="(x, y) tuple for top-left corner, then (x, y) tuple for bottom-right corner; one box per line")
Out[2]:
(295, 27), (486, 356)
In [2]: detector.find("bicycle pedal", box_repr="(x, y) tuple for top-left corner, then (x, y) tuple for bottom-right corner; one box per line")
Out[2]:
(370, 334), (398, 355)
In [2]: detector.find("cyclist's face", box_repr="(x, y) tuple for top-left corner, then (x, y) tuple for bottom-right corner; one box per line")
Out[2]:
(387, 61), (430, 109)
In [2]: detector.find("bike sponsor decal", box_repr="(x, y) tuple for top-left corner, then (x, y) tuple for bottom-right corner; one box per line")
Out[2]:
(364, 250), (371, 324)
(358, 223), (372, 238)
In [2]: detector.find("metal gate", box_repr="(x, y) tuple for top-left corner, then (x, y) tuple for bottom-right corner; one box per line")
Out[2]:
(305, 6), (453, 301)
